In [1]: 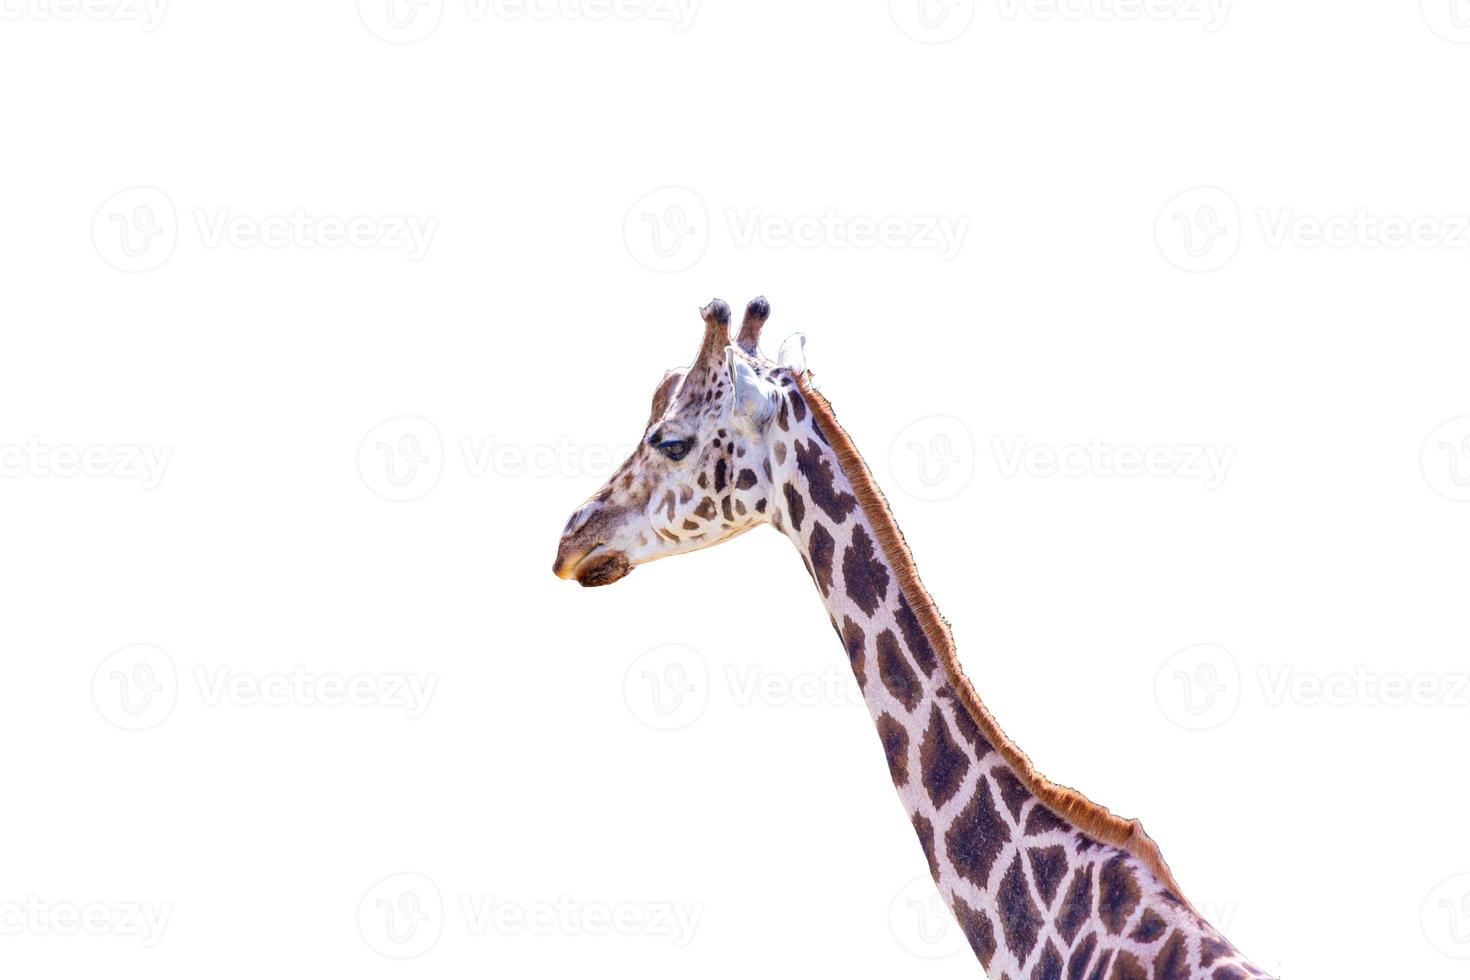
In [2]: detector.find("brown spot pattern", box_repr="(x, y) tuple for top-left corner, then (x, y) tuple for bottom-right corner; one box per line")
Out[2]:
(841, 617), (866, 686)
(1027, 845), (1069, 909)
(945, 775), (1010, 888)
(993, 766), (1031, 823)
(1056, 865), (1094, 945)
(953, 899), (997, 969)
(841, 525), (889, 615)
(938, 687), (992, 755)
(1068, 934), (1100, 980)
(788, 389), (807, 422)
(1155, 931), (1193, 980)
(919, 704), (969, 808)
(894, 593), (938, 675)
(782, 482), (805, 532)
(1098, 854), (1141, 935)
(808, 523), (834, 597)
(876, 629), (920, 710)
(1111, 951), (1147, 980)
(911, 813), (939, 879)
(1200, 937), (1232, 967)
(1130, 908), (1167, 943)
(793, 438), (857, 523)
(1033, 940), (1064, 980)
(875, 712), (908, 787)
(997, 852), (1043, 961)
(1024, 805), (1071, 836)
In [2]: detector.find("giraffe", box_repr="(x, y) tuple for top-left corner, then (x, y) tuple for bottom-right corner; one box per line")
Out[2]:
(553, 298), (1277, 980)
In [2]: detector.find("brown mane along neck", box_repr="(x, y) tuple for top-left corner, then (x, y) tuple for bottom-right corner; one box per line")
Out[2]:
(794, 372), (1190, 904)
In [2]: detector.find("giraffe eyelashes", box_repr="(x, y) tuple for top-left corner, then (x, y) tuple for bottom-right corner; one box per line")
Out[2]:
(655, 438), (693, 462)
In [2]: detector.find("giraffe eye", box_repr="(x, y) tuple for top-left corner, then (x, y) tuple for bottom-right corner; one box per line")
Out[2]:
(657, 439), (692, 462)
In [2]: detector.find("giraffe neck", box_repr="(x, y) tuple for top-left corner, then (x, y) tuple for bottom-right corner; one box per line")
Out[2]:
(765, 375), (1268, 980)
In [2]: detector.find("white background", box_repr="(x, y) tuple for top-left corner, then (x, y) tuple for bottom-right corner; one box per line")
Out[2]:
(2, 2), (1468, 977)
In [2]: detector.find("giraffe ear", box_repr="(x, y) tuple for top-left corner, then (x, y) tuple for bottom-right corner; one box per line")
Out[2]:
(724, 347), (778, 427)
(777, 332), (807, 374)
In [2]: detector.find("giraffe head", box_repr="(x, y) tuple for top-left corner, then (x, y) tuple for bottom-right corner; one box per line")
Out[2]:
(553, 296), (805, 587)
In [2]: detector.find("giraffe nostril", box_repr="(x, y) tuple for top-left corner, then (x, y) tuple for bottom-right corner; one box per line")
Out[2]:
(565, 503), (596, 536)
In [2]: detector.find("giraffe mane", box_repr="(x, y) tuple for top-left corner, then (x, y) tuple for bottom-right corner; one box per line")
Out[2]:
(795, 371), (1193, 906)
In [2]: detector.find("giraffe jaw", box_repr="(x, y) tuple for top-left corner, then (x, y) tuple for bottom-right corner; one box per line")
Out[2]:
(555, 544), (635, 587)
(574, 550), (633, 587)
